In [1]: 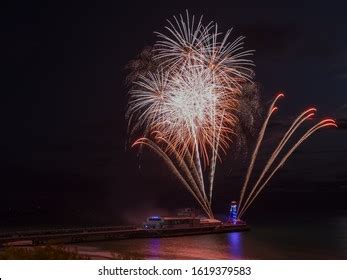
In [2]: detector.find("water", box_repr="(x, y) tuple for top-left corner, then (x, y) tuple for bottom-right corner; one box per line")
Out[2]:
(73, 214), (347, 259)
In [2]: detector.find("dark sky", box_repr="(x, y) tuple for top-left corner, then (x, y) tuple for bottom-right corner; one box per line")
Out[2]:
(2, 0), (347, 226)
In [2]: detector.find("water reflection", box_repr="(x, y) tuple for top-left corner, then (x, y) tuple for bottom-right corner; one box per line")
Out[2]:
(227, 232), (243, 258)
(149, 238), (161, 259)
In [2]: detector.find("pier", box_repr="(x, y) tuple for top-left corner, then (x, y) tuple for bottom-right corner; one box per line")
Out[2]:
(0, 222), (249, 246)
(0, 226), (139, 246)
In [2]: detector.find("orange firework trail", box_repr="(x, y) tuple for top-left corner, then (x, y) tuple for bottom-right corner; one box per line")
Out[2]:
(127, 11), (336, 219)
(238, 93), (284, 211)
(237, 97), (337, 218)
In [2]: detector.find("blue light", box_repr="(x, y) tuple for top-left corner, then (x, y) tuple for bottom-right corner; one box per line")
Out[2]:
(149, 216), (161, 221)
(150, 216), (160, 219)
(229, 201), (238, 224)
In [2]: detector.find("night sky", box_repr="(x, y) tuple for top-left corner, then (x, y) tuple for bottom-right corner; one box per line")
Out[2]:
(2, 1), (346, 227)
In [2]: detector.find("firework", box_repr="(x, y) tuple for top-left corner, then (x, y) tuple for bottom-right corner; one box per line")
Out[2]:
(126, 11), (336, 219)
(127, 11), (253, 218)
(238, 93), (284, 211)
(237, 94), (337, 218)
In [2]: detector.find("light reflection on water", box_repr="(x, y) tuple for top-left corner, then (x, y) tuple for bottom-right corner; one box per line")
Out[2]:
(149, 238), (161, 259)
(75, 215), (347, 259)
(227, 232), (242, 258)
